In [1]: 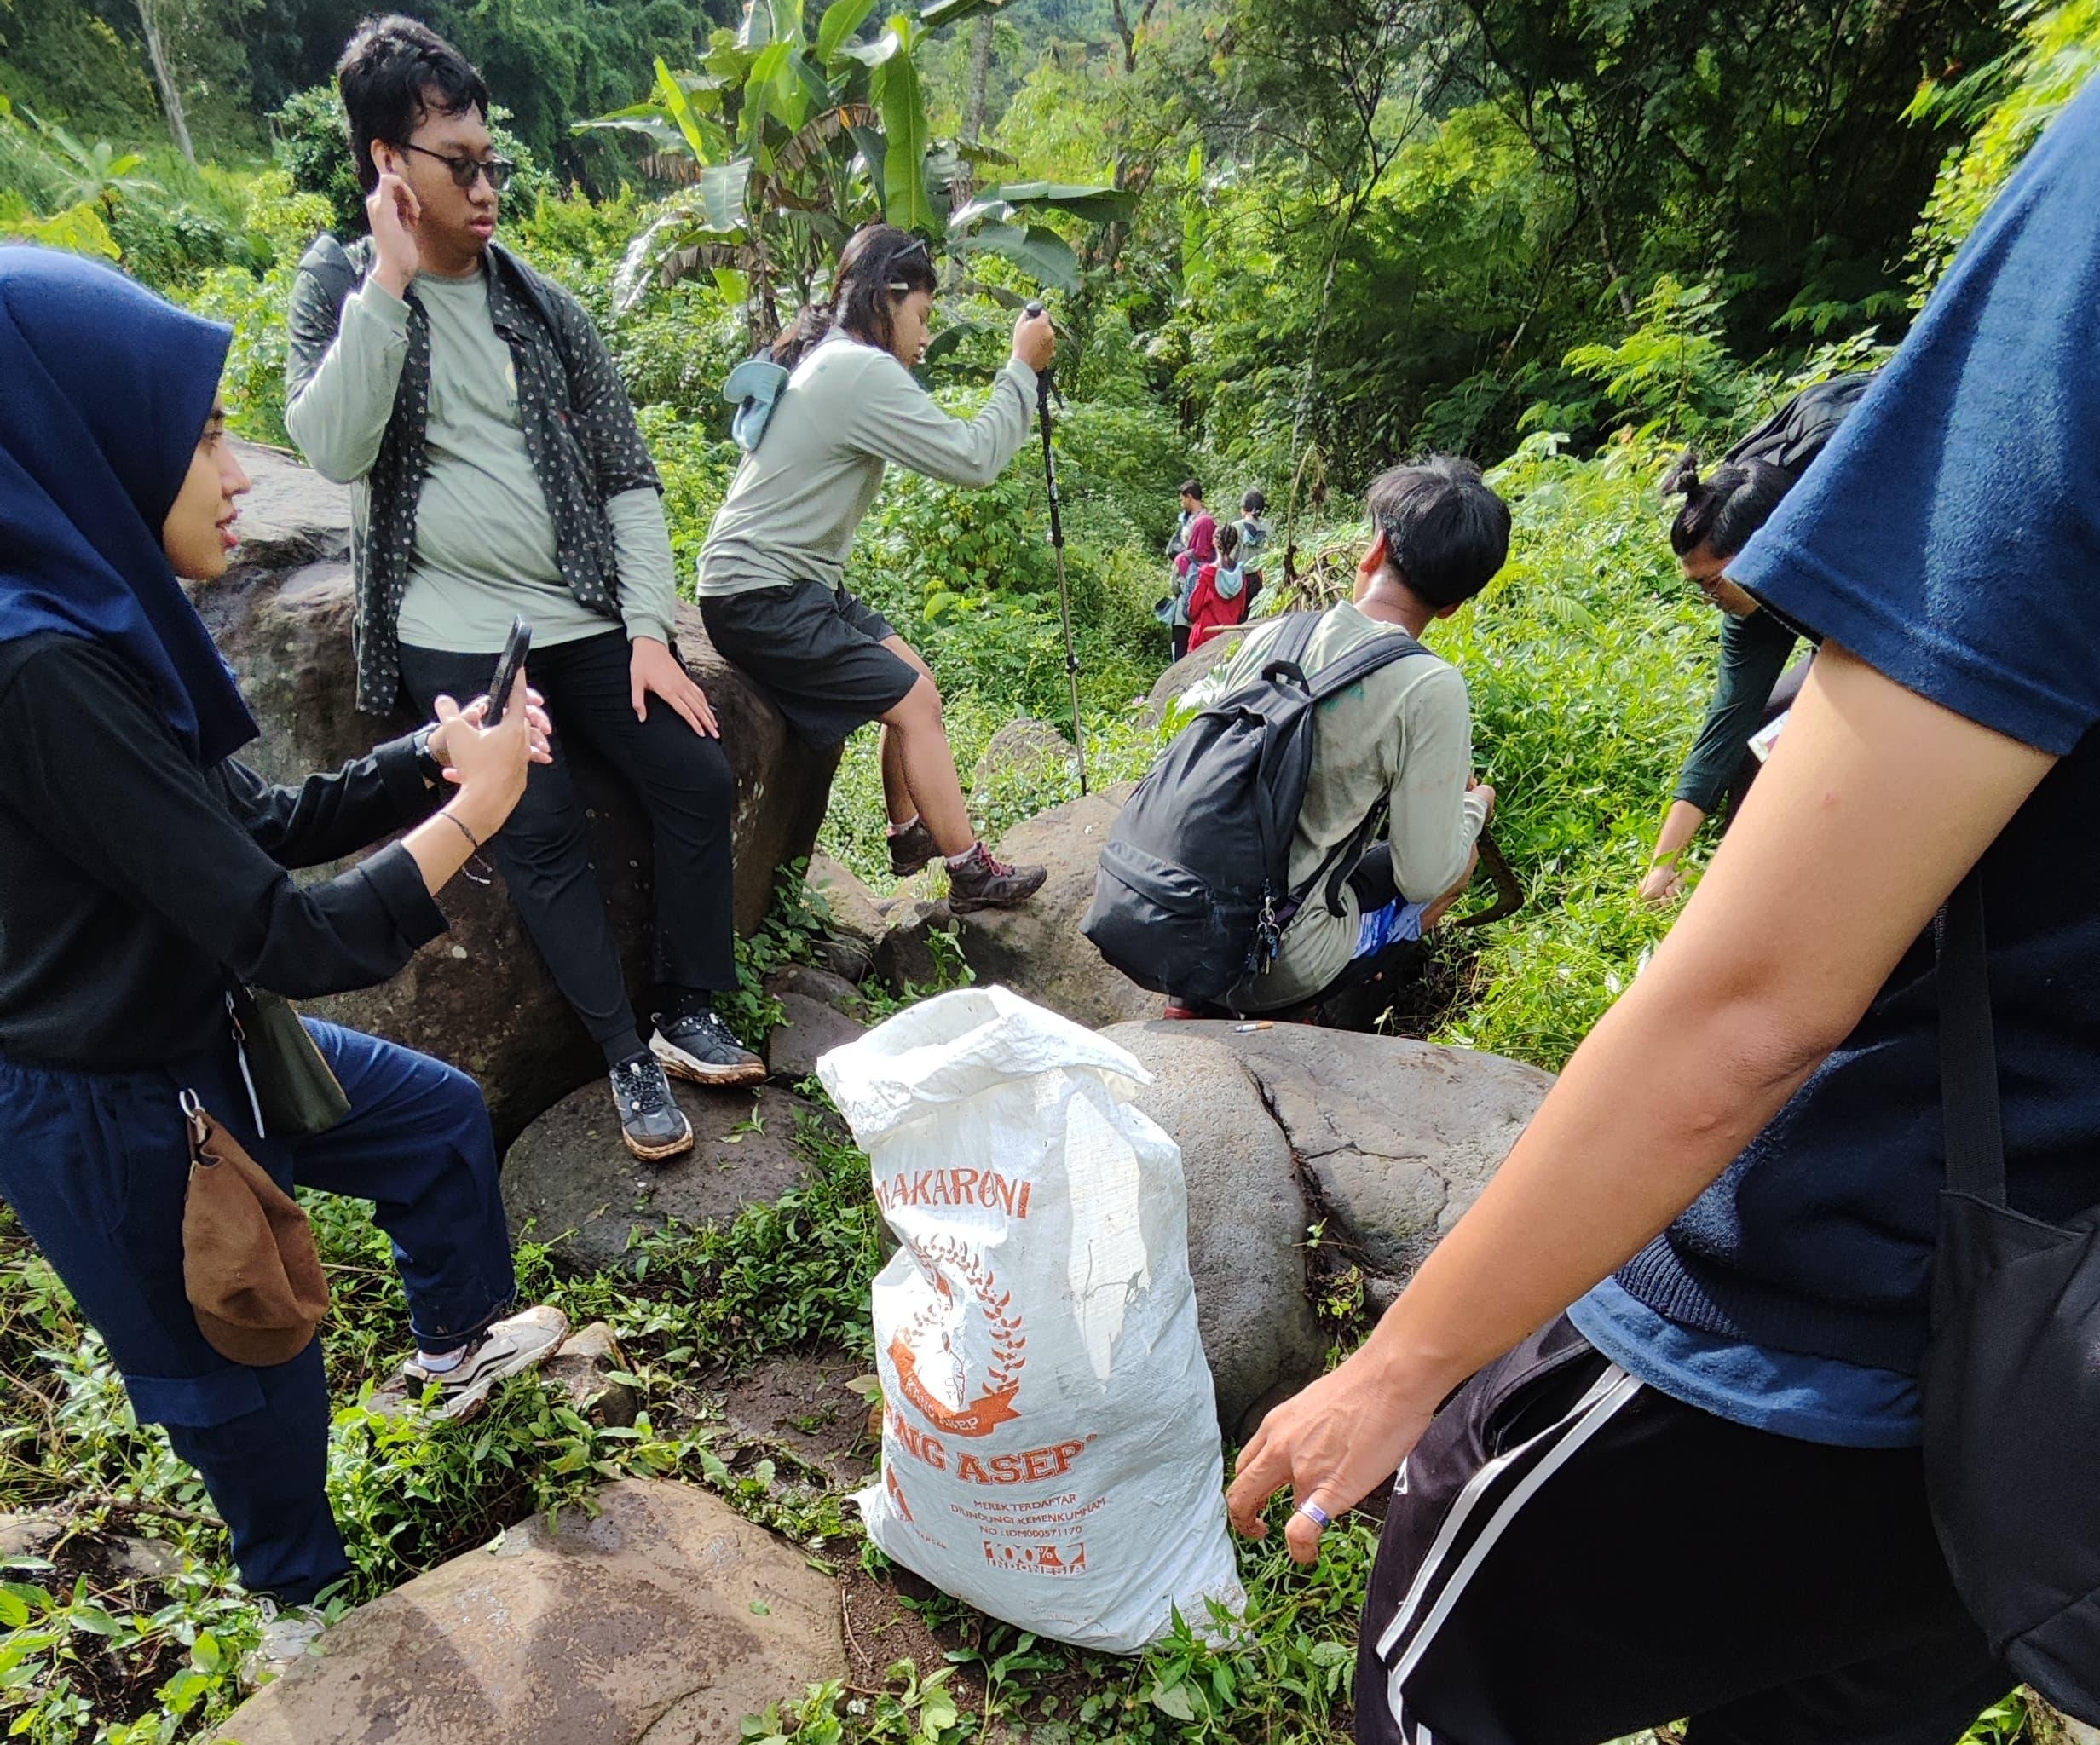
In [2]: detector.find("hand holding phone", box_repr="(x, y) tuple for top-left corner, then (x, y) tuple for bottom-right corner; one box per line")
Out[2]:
(485, 616), (533, 728)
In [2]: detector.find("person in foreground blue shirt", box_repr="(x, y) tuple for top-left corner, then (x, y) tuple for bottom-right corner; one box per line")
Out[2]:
(1225, 71), (2100, 1745)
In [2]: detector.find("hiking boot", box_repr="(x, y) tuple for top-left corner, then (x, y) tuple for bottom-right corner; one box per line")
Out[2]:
(609, 1052), (694, 1161)
(650, 1008), (766, 1088)
(945, 843), (1048, 913)
(887, 817), (938, 878)
(382, 1303), (571, 1423)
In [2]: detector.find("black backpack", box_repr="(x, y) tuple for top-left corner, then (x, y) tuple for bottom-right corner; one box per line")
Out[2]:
(1726, 371), (1878, 479)
(1082, 613), (1427, 1002)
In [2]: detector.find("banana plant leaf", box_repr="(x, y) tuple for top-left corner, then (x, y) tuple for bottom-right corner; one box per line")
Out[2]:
(869, 16), (935, 233)
(816, 0), (878, 64)
(948, 220), (1078, 290)
(950, 180), (1138, 228)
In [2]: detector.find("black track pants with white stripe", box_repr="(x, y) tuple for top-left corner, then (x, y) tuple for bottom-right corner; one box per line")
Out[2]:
(1355, 1316), (2008, 1745)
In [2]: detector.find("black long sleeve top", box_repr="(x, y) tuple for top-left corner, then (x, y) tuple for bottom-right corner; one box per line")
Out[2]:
(0, 631), (448, 1070)
(1670, 608), (1800, 815)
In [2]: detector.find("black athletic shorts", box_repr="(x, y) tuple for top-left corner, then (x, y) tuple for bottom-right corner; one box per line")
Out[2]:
(699, 580), (917, 749)
(1357, 1316), (2007, 1745)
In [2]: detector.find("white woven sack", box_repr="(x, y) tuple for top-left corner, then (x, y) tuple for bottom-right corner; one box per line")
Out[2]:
(820, 985), (1245, 1653)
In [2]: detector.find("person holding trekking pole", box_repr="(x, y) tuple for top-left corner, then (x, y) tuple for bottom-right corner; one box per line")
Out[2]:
(697, 223), (1053, 910)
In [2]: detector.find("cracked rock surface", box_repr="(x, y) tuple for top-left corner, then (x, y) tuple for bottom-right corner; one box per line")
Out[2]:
(208, 1479), (843, 1745)
(1104, 1020), (1554, 1434)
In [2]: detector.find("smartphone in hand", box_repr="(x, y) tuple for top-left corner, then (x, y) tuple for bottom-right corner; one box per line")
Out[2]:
(485, 616), (532, 728)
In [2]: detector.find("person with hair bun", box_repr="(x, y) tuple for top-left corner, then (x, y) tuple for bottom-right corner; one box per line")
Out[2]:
(698, 223), (1057, 911)
(1637, 374), (1874, 903)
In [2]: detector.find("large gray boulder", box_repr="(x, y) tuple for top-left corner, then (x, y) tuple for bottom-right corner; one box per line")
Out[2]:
(192, 446), (839, 1147)
(505, 1078), (822, 1272)
(1104, 1020), (1555, 1434)
(1105, 1025), (1330, 1435)
(949, 784), (1157, 1030)
(1140, 631), (1243, 727)
(208, 1479), (843, 1745)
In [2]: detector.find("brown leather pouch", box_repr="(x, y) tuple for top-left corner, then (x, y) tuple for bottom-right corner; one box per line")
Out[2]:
(180, 1091), (330, 1367)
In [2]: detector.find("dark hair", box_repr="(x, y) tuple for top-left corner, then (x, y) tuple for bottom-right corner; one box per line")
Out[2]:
(1215, 522), (1240, 564)
(1179, 479), (1203, 501)
(1365, 454), (1510, 608)
(1660, 451), (1794, 561)
(772, 224), (938, 369)
(1241, 488), (1266, 515)
(338, 15), (490, 197)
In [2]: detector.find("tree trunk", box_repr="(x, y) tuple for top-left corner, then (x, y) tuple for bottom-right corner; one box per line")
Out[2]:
(136, 0), (196, 164)
(963, 14), (994, 143)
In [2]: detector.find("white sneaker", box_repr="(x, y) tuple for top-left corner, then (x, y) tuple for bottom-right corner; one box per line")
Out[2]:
(240, 1599), (328, 1689)
(389, 1304), (571, 1422)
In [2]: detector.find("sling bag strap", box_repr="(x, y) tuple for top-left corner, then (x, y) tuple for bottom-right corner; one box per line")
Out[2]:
(1935, 868), (2006, 1205)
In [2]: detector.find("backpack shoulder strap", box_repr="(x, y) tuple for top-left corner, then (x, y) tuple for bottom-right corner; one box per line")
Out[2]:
(1305, 627), (1428, 702)
(1246, 612), (1324, 688)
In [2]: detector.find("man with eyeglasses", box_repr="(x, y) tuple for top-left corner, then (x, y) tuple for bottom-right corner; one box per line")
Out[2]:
(285, 14), (762, 1166)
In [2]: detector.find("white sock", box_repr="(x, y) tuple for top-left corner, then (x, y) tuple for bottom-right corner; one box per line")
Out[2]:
(888, 814), (921, 837)
(945, 842), (983, 869)
(417, 1345), (469, 1374)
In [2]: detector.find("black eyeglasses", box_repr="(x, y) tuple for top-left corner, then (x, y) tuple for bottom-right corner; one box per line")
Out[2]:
(395, 141), (515, 192)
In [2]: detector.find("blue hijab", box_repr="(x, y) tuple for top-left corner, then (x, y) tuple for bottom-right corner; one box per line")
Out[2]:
(0, 247), (257, 765)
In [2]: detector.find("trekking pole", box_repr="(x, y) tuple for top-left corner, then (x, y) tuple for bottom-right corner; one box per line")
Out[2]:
(1024, 299), (1088, 796)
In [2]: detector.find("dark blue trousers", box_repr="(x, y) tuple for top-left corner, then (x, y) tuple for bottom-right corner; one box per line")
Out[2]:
(0, 1022), (515, 1603)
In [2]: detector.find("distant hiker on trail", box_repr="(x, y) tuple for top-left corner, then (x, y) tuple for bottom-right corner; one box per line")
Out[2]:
(1235, 488), (1272, 612)
(1162, 478), (1216, 662)
(282, 15), (762, 1166)
(1638, 372), (1876, 904)
(696, 222), (1054, 913)
(1186, 521), (1250, 651)
(1161, 456), (1508, 1026)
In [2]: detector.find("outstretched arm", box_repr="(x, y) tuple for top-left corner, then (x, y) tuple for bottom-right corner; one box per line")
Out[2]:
(1228, 643), (2054, 1561)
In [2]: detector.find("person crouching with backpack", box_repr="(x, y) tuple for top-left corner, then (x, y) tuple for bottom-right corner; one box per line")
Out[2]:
(1171, 457), (1508, 1023)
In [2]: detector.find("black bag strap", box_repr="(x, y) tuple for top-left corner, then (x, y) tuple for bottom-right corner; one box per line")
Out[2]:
(1304, 628), (1428, 703)
(1935, 868), (2007, 1207)
(1256, 611), (1325, 689)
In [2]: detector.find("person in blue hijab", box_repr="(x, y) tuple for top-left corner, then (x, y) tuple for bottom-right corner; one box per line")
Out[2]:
(0, 246), (562, 1627)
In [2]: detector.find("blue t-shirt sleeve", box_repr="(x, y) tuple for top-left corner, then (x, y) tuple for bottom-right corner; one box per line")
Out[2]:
(1729, 80), (2100, 757)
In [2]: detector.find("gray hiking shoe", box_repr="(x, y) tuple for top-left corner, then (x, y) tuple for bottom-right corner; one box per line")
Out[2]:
(887, 817), (938, 878)
(945, 843), (1048, 913)
(385, 1304), (571, 1423)
(650, 1008), (766, 1088)
(609, 1053), (694, 1161)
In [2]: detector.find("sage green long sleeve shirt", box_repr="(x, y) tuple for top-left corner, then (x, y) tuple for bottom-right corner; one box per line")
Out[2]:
(697, 329), (1037, 596)
(1182, 603), (1489, 1009)
(284, 268), (677, 654)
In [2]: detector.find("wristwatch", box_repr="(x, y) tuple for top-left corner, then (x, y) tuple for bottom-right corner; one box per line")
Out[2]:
(411, 724), (445, 786)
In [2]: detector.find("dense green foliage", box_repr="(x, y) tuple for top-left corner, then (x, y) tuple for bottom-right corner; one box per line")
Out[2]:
(3, 0), (2099, 1737)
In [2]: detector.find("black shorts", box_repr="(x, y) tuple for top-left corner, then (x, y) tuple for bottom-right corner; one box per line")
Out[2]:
(1357, 1316), (2005, 1745)
(699, 581), (917, 749)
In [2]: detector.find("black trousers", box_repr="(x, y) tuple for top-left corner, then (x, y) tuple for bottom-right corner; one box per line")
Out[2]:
(1358, 1316), (2007, 1745)
(399, 631), (738, 1056)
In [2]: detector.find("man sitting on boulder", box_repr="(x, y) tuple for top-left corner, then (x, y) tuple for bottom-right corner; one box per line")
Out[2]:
(1169, 457), (1507, 1026)
(284, 16), (763, 1164)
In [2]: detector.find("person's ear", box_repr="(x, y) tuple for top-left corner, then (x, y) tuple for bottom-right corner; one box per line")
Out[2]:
(1357, 528), (1389, 584)
(372, 141), (399, 180)
(1435, 600), (1463, 621)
